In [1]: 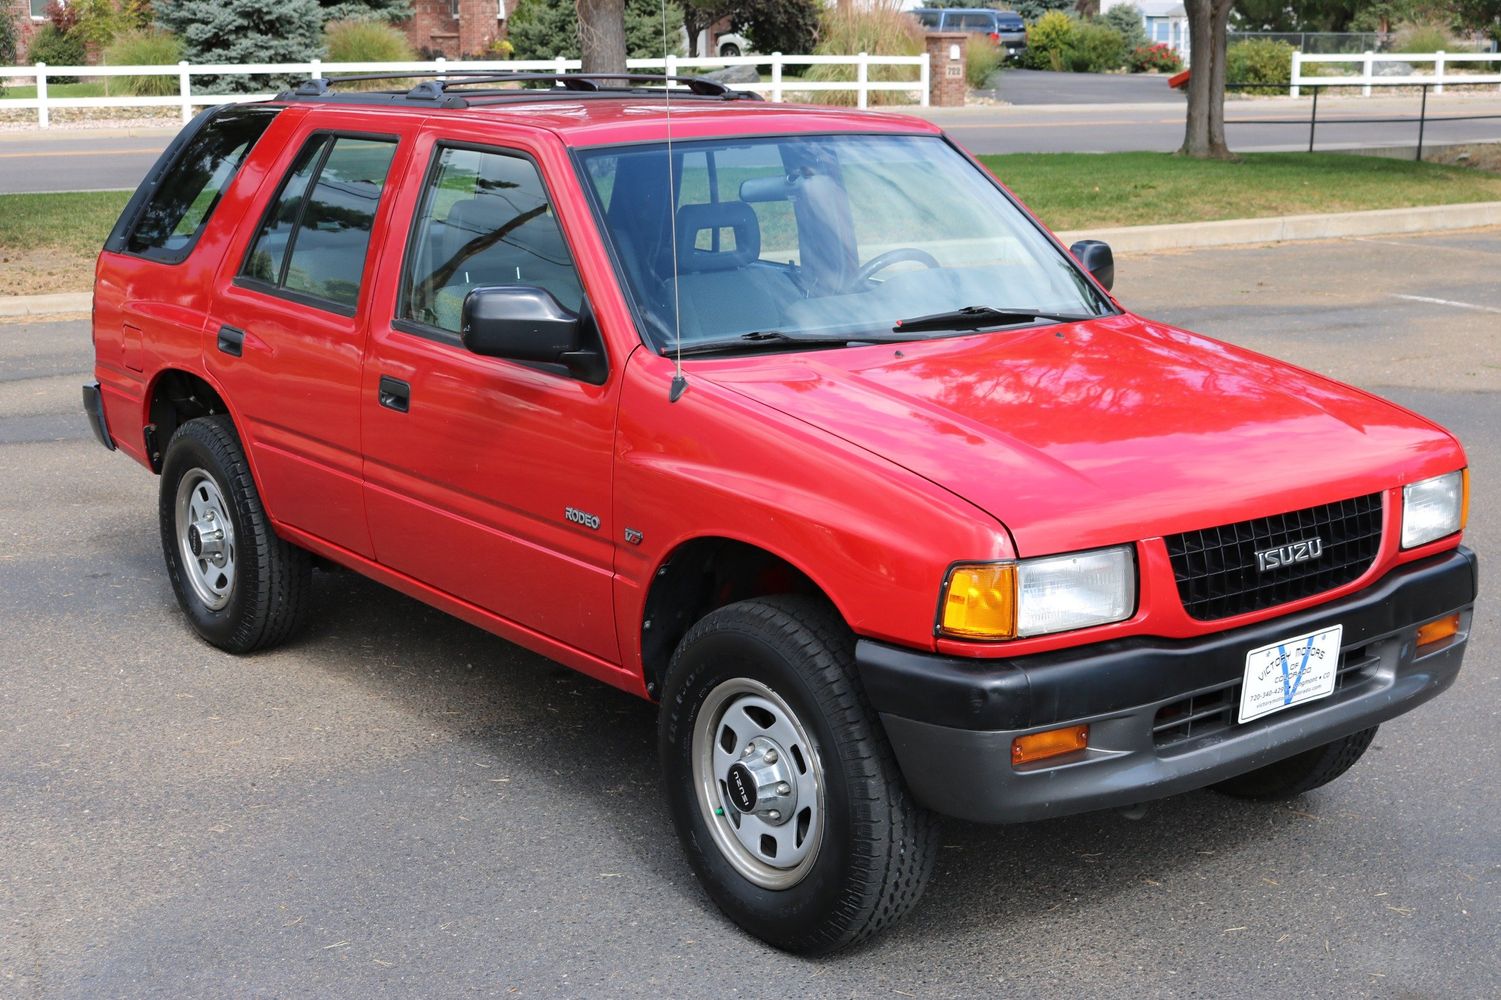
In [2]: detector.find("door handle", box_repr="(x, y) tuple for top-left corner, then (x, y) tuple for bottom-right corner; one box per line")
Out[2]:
(378, 375), (410, 413)
(217, 325), (245, 357)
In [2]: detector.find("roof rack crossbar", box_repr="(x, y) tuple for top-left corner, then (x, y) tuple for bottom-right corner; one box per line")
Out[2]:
(281, 70), (748, 105)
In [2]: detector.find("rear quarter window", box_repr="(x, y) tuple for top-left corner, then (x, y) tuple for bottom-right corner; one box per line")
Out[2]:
(110, 106), (282, 265)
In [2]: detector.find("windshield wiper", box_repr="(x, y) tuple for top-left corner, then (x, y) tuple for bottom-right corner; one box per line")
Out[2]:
(893, 306), (1095, 334)
(674, 329), (909, 357)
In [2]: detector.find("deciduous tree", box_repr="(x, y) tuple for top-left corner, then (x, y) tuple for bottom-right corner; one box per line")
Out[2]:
(1181, 0), (1236, 159)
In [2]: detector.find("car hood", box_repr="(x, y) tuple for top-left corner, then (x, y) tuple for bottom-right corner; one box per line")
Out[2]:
(697, 314), (1462, 556)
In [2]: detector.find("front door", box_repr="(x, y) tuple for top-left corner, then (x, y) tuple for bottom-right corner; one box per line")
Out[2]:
(359, 133), (621, 663)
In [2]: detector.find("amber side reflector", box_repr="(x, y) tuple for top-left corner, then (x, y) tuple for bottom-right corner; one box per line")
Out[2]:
(1416, 613), (1461, 648)
(1460, 468), (1470, 531)
(1012, 725), (1089, 766)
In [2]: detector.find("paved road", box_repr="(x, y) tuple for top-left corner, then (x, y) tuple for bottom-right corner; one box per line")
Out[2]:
(3, 93), (1499, 193)
(1, 231), (1497, 997)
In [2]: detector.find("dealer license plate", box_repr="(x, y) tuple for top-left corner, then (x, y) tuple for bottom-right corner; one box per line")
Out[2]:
(1238, 624), (1343, 724)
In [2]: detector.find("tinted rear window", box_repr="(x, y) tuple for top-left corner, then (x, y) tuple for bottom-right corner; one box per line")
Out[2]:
(120, 106), (280, 264)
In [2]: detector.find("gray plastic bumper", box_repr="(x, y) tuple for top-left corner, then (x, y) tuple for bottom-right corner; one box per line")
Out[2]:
(859, 548), (1477, 824)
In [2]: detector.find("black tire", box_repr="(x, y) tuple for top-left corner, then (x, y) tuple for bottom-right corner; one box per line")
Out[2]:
(1213, 726), (1378, 801)
(659, 595), (936, 954)
(720, 43), (741, 58)
(158, 415), (310, 653)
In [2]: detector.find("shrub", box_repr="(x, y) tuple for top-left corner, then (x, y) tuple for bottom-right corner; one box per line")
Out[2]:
(1128, 42), (1182, 74)
(27, 24), (88, 81)
(44, 0), (79, 36)
(967, 37), (1004, 88)
(155, 0), (323, 93)
(104, 29), (184, 96)
(1225, 38), (1294, 95)
(320, 0), (413, 24)
(70, 0), (126, 50)
(803, 0), (924, 106)
(325, 18), (416, 64)
(1395, 25), (1452, 54)
(508, 0), (683, 61)
(1068, 22), (1126, 73)
(736, 0), (820, 57)
(1099, 4), (1147, 52)
(1025, 10), (1078, 72)
(1012, 0), (1073, 22)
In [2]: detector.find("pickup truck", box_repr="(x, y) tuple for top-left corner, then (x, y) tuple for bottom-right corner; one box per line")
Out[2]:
(84, 73), (1477, 953)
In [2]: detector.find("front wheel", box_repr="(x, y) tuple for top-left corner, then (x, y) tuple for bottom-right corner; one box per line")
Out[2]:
(659, 596), (936, 953)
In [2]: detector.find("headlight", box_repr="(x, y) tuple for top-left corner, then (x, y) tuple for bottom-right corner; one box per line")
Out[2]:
(1401, 469), (1467, 549)
(940, 545), (1136, 640)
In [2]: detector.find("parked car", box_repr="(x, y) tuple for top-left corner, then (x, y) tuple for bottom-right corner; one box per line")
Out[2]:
(911, 6), (1028, 58)
(85, 72), (1477, 954)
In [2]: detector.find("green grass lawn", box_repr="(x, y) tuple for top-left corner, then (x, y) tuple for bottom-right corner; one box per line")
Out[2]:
(979, 151), (1501, 230)
(1, 82), (110, 99)
(2, 151), (1500, 296)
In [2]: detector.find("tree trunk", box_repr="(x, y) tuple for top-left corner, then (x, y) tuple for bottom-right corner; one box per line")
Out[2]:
(1179, 0), (1235, 159)
(578, 0), (627, 75)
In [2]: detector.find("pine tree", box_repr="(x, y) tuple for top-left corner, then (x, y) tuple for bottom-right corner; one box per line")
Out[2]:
(156, 0), (324, 92)
(319, 0), (413, 24)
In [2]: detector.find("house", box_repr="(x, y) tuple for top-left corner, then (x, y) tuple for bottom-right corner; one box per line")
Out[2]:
(1101, 0), (1190, 61)
(406, 0), (517, 60)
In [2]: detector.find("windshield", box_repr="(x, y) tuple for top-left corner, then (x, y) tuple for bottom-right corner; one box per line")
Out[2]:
(576, 133), (1110, 354)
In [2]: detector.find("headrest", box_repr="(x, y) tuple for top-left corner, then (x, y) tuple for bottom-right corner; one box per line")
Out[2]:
(675, 201), (760, 272)
(445, 198), (505, 236)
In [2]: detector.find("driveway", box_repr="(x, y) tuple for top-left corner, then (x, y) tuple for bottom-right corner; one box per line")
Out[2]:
(1, 230), (1497, 997)
(979, 67), (1184, 105)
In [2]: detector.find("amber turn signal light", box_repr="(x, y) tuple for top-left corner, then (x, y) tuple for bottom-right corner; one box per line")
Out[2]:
(940, 564), (1017, 639)
(1416, 613), (1461, 648)
(1012, 725), (1089, 766)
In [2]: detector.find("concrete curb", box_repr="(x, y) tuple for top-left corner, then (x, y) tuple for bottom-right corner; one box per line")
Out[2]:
(2, 203), (1498, 315)
(1056, 200), (1501, 253)
(0, 291), (92, 317)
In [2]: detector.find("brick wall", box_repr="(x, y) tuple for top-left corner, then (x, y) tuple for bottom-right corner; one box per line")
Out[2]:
(924, 32), (969, 108)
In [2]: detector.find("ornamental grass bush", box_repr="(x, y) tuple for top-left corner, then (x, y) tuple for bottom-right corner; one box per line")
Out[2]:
(966, 38), (1003, 88)
(803, 0), (923, 106)
(104, 29), (183, 96)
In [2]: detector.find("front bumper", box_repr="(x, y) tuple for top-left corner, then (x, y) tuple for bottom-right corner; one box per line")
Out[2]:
(858, 547), (1478, 823)
(82, 382), (116, 451)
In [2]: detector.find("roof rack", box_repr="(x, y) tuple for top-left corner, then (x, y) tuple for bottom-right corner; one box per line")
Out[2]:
(278, 71), (761, 109)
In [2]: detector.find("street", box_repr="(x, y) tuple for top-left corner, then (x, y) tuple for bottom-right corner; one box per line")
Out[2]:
(3, 90), (1499, 193)
(0, 230), (1497, 997)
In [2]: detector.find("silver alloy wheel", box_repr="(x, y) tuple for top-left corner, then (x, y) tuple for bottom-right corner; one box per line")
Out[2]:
(175, 469), (237, 611)
(692, 677), (825, 890)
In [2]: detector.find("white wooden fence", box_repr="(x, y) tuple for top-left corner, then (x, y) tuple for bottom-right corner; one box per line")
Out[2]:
(0, 52), (930, 128)
(1291, 50), (1501, 97)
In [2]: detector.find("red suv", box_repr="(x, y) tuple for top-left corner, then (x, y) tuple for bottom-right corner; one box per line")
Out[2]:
(84, 73), (1477, 953)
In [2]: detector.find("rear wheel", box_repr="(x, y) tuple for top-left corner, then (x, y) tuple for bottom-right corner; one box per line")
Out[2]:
(159, 415), (310, 653)
(1213, 726), (1378, 801)
(659, 596), (936, 953)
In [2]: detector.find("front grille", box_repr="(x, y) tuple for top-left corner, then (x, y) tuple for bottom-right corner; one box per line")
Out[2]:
(1165, 493), (1383, 621)
(1152, 643), (1381, 749)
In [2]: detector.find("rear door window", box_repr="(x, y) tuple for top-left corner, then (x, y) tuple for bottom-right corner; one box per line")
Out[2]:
(239, 134), (399, 314)
(116, 106), (281, 264)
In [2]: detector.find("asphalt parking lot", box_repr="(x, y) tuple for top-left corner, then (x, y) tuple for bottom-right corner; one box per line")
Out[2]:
(1, 230), (1496, 998)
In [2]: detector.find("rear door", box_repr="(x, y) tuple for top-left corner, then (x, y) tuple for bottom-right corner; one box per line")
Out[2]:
(206, 115), (409, 557)
(358, 126), (623, 663)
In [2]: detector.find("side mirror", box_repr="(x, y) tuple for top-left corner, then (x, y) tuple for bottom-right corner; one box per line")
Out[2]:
(1069, 239), (1115, 292)
(461, 285), (605, 383)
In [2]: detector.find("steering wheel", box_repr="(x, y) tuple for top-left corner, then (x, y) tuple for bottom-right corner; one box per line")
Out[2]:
(855, 247), (941, 284)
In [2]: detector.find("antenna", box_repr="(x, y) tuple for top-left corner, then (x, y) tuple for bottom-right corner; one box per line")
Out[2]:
(661, 0), (687, 402)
